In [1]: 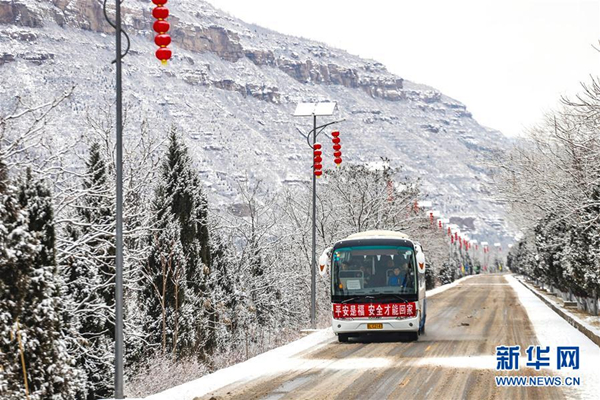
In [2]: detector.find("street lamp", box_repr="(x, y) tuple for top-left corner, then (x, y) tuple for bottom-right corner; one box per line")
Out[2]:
(293, 102), (340, 329)
(102, 0), (130, 397)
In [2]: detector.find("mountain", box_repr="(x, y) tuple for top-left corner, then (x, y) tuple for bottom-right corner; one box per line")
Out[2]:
(0, 0), (513, 242)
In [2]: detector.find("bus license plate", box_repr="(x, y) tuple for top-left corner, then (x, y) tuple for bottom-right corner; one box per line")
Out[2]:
(367, 323), (383, 329)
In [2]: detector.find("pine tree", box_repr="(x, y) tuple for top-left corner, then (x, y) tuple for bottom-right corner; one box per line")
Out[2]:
(206, 230), (240, 352)
(0, 162), (84, 399)
(61, 142), (115, 399)
(141, 129), (214, 358)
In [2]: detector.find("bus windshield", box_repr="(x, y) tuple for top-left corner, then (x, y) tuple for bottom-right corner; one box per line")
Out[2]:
(332, 246), (417, 297)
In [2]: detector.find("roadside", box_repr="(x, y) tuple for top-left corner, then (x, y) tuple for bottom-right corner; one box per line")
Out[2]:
(513, 275), (600, 348)
(506, 274), (600, 400)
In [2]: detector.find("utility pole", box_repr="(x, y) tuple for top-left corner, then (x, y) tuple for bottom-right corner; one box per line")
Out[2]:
(103, 0), (130, 397)
(293, 102), (340, 329)
(114, 0), (124, 394)
(310, 114), (317, 329)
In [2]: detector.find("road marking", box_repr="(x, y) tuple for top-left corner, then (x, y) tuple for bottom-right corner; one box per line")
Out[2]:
(426, 345), (432, 352)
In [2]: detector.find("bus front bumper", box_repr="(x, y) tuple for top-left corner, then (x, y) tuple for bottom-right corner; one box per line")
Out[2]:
(332, 315), (420, 334)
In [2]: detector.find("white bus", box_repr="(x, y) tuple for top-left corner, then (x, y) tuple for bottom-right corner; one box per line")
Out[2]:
(319, 230), (427, 342)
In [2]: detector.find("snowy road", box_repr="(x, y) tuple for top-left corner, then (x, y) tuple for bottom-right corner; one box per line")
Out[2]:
(153, 274), (599, 399)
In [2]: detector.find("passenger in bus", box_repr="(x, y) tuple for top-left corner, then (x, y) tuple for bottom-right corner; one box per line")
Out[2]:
(388, 267), (403, 286)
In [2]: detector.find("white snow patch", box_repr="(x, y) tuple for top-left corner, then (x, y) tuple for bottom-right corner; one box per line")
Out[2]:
(506, 275), (600, 400)
(145, 328), (335, 400)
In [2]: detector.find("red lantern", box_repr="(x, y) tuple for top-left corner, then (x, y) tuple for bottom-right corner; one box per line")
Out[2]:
(334, 157), (342, 165)
(153, 20), (170, 34)
(155, 34), (171, 47)
(152, 6), (169, 19)
(156, 47), (172, 65)
(333, 151), (342, 158)
(315, 169), (323, 177)
(438, 220), (442, 229)
(333, 144), (341, 151)
(314, 143), (322, 150)
(152, 0), (167, 4)
(332, 131), (340, 137)
(314, 156), (323, 164)
(332, 137), (341, 144)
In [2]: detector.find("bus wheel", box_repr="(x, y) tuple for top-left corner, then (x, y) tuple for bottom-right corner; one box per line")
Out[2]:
(338, 333), (349, 343)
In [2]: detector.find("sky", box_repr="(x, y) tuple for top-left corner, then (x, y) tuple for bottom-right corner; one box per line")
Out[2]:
(205, 0), (600, 137)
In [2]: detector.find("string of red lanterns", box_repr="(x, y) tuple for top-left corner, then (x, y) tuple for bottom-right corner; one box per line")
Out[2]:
(152, 0), (172, 65)
(312, 131), (344, 176)
(313, 143), (323, 177)
(332, 131), (342, 165)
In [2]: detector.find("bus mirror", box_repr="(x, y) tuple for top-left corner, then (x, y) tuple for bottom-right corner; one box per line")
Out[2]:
(416, 250), (426, 274)
(318, 247), (332, 277)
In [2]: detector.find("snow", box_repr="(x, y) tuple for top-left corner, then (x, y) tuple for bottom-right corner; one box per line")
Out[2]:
(506, 275), (600, 400)
(514, 277), (600, 340)
(145, 328), (335, 400)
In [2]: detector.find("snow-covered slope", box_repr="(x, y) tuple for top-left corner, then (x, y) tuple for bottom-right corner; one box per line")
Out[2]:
(0, 0), (512, 242)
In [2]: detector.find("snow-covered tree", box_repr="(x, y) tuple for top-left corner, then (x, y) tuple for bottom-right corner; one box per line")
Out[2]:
(497, 77), (600, 304)
(0, 160), (84, 399)
(60, 142), (116, 399)
(141, 129), (214, 358)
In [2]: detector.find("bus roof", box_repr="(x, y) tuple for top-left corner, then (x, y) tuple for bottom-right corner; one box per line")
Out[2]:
(344, 230), (411, 241)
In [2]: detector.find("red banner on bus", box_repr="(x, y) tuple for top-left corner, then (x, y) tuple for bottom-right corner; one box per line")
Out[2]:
(332, 302), (417, 319)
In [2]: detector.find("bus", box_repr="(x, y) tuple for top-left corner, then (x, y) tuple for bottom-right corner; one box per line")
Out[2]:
(319, 230), (427, 342)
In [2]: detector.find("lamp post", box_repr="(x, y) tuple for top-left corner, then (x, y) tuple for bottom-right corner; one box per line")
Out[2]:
(293, 102), (340, 329)
(102, 0), (130, 397)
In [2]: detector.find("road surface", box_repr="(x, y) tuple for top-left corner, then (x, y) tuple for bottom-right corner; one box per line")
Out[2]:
(198, 274), (573, 399)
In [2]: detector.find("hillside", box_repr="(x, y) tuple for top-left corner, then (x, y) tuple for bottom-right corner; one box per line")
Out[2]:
(0, 0), (512, 242)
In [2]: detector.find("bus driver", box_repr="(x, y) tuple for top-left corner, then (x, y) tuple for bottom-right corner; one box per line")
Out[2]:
(388, 267), (404, 286)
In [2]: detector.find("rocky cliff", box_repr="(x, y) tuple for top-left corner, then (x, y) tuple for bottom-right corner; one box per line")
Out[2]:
(0, 0), (513, 242)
